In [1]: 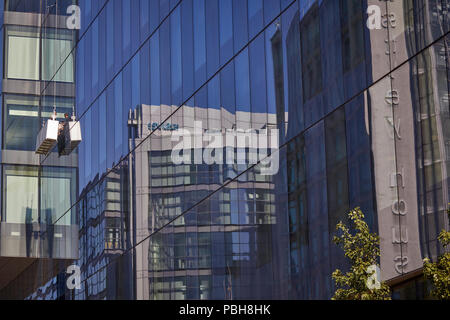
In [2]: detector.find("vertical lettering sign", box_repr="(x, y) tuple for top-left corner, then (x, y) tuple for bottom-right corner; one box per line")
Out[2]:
(384, 0), (423, 276)
(367, 0), (420, 280)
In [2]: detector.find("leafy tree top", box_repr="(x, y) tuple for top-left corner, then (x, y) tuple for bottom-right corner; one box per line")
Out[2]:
(332, 208), (391, 300)
(423, 205), (450, 300)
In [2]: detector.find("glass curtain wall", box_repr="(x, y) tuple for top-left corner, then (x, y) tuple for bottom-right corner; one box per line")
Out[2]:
(16, 0), (450, 300)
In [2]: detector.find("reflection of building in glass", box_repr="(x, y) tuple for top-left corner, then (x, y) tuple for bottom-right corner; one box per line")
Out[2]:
(29, 164), (132, 300)
(74, 164), (132, 300)
(388, 0), (450, 298)
(0, 0), (78, 299)
(10, 0), (450, 300)
(271, 2), (371, 299)
(131, 104), (278, 300)
(271, 0), (449, 299)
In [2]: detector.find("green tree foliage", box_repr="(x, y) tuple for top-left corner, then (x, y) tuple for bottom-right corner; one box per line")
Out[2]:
(422, 205), (450, 300)
(331, 208), (391, 300)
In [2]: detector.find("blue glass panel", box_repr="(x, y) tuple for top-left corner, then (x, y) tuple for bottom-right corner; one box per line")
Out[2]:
(193, 0), (206, 88)
(205, 0), (219, 78)
(219, 0), (233, 64)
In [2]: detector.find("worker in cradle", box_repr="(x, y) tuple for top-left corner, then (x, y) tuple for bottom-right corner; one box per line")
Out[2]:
(57, 113), (70, 157)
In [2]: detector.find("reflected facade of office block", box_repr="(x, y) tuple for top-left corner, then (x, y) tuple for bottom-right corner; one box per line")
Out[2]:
(129, 104), (279, 300)
(22, 0), (450, 300)
(0, 0), (79, 299)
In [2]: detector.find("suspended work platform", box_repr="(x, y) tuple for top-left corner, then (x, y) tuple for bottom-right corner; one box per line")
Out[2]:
(35, 119), (59, 155)
(35, 118), (82, 156)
